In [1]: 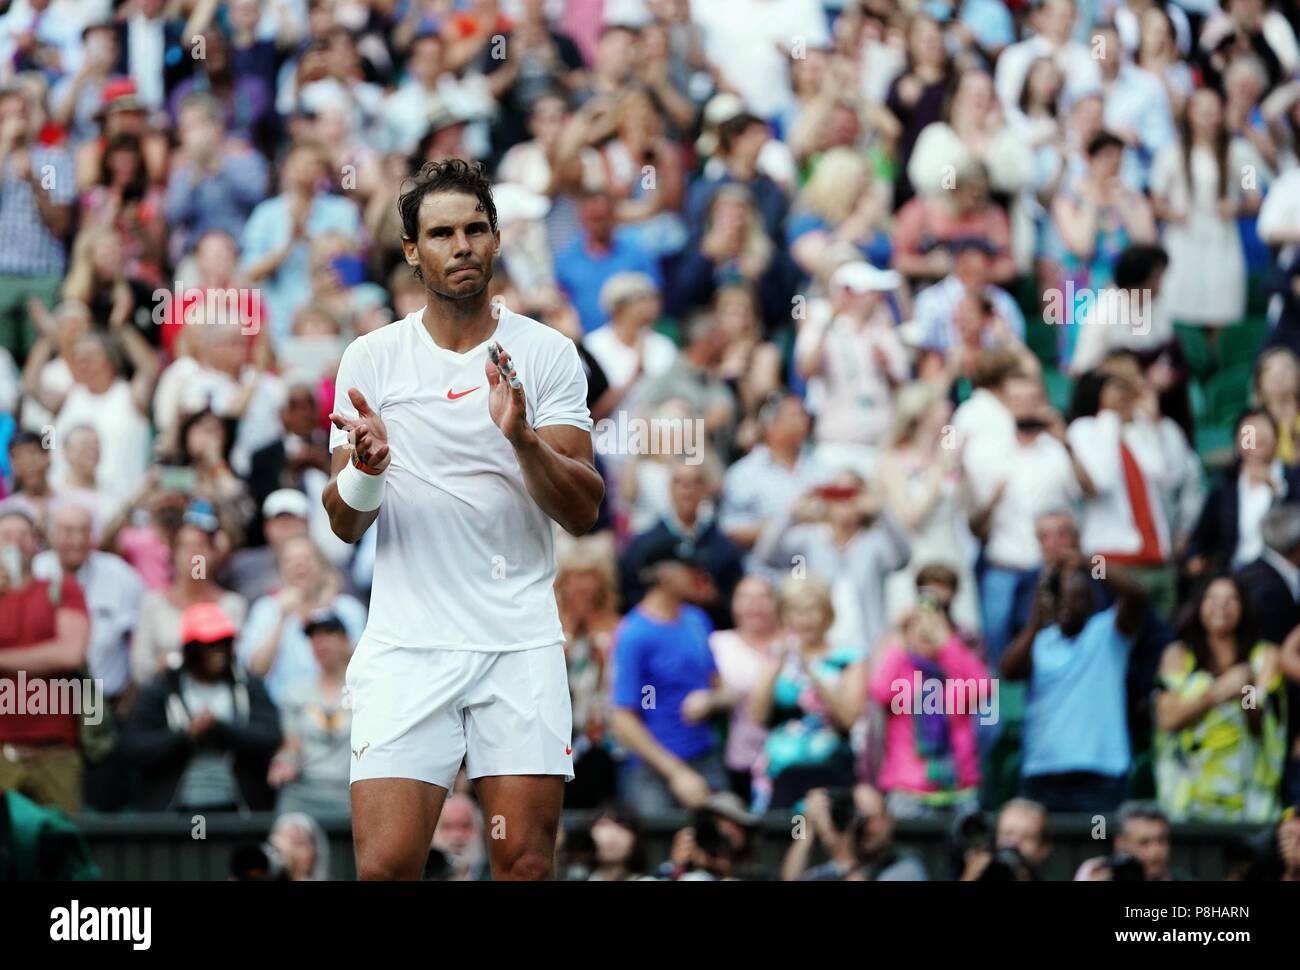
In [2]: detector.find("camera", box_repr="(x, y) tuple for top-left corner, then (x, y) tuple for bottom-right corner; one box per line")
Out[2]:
(229, 842), (289, 881)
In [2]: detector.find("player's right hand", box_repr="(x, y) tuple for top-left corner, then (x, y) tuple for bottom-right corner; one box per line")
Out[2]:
(330, 387), (391, 473)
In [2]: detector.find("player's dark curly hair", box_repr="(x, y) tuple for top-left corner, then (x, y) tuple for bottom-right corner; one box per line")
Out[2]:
(397, 158), (498, 246)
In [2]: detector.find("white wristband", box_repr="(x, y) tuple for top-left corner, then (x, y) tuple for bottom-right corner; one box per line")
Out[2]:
(337, 458), (386, 512)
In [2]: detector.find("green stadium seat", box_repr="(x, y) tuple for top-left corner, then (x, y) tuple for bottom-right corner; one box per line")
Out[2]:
(1189, 378), (1208, 425)
(1174, 323), (1214, 380)
(1195, 424), (1237, 471)
(1042, 367), (1072, 414)
(1217, 316), (1269, 371)
(1205, 363), (1252, 428)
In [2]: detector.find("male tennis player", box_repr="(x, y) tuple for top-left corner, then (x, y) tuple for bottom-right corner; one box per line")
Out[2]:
(324, 159), (603, 880)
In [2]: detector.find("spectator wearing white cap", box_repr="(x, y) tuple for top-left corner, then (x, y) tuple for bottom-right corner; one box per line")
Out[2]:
(795, 261), (910, 478)
(219, 488), (312, 604)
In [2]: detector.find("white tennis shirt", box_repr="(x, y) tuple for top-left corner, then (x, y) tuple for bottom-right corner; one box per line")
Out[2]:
(329, 304), (592, 651)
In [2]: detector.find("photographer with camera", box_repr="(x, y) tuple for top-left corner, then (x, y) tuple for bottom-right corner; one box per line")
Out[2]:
(661, 791), (761, 880)
(782, 784), (927, 881)
(957, 798), (1054, 880)
(1001, 550), (1148, 814)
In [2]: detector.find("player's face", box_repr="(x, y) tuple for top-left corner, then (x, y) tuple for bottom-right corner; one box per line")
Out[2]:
(404, 190), (500, 300)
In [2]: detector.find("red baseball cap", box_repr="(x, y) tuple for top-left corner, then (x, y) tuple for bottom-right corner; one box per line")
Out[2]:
(179, 603), (237, 645)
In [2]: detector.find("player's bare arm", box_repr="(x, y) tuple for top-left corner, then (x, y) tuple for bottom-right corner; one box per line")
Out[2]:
(323, 387), (389, 543)
(486, 340), (604, 536)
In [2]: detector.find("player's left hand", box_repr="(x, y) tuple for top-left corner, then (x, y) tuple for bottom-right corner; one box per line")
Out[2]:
(485, 341), (528, 447)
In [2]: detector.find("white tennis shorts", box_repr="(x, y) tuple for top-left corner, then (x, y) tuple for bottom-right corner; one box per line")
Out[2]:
(345, 638), (574, 789)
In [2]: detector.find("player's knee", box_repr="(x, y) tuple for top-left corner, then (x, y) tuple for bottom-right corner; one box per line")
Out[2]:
(503, 850), (552, 881)
(355, 844), (423, 881)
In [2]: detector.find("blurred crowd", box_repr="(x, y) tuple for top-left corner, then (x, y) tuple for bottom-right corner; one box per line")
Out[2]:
(2, 0), (1300, 881)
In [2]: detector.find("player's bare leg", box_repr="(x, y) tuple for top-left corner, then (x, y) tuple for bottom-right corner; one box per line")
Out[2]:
(352, 778), (446, 880)
(473, 775), (565, 881)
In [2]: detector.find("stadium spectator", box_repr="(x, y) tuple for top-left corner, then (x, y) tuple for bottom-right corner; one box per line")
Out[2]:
(684, 110), (789, 244)
(990, 797), (1054, 879)
(749, 576), (860, 810)
(882, 15), (953, 213)
(844, 593), (991, 818)
(752, 470), (909, 654)
(795, 261), (910, 477)
(1003, 556), (1148, 813)
(1114, 801), (1178, 880)
(635, 309), (737, 460)
(661, 791), (761, 880)
(235, 534), (366, 704)
(580, 272), (674, 401)
(270, 811), (331, 881)
(48, 331), (155, 513)
(672, 182), (800, 334)
(1150, 87), (1263, 350)
(1155, 575), (1285, 822)
(1185, 409), (1300, 576)
(1067, 354), (1201, 618)
(1050, 132), (1157, 366)
(787, 147), (893, 280)
(3, 429), (54, 530)
(164, 93), (269, 265)
(240, 139), (361, 347)
(0, 507), (90, 816)
(582, 804), (651, 881)
(123, 601), (281, 813)
(783, 784), (928, 880)
(268, 610), (353, 817)
(219, 488), (311, 605)
(893, 162), (1017, 288)
(556, 190), (661, 335)
(0, 82), (74, 361)
(555, 537), (621, 808)
(708, 575), (780, 804)
(719, 392), (827, 564)
(1255, 348), (1300, 464)
(878, 382), (979, 631)
(619, 458), (743, 630)
(131, 512), (247, 686)
(965, 373), (1090, 663)
(32, 499), (142, 809)
(609, 543), (727, 816)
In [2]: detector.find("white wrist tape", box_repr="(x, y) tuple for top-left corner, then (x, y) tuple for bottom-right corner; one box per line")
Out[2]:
(337, 459), (386, 512)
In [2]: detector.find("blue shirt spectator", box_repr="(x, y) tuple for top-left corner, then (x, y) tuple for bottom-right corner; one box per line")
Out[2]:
(166, 92), (269, 262)
(1021, 606), (1134, 804)
(612, 602), (719, 766)
(555, 193), (661, 334)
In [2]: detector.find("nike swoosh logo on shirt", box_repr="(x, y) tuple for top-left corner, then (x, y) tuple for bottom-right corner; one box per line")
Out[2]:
(447, 386), (481, 400)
